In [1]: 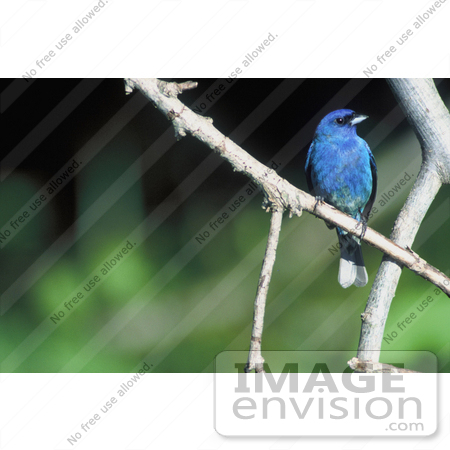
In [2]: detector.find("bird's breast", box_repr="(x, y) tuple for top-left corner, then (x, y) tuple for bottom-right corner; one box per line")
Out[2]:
(310, 139), (372, 217)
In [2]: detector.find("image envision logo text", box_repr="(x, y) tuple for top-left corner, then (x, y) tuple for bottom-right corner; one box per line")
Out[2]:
(215, 352), (437, 436)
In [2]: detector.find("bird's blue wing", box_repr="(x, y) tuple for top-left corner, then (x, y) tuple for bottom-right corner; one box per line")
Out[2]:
(362, 144), (377, 222)
(305, 143), (315, 194)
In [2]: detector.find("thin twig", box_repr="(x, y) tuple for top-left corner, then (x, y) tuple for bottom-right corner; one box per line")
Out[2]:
(245, 206), (283, 373)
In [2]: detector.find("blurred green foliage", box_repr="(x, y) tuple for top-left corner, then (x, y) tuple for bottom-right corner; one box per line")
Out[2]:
(1, 79), (449, 373)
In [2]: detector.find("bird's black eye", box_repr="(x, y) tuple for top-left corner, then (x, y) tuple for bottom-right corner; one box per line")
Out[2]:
(335, 117), (344, 125)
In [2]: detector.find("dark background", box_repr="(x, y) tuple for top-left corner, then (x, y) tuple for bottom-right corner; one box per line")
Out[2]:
(1, 78), (450, 372)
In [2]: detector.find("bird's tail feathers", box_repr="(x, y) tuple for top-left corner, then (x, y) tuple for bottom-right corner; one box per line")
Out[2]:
(353, 244), (368, 287)
(338, 233), (368, 288)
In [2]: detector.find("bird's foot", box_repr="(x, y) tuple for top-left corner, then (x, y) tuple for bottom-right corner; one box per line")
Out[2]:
(360, 219), (368, 240)
(313, 196), (324, 213)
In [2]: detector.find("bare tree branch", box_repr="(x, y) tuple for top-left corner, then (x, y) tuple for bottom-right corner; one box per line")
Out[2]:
(357, 79), (450, 363)
(245, 206), (283, 373)
(124, 77), (450, 301)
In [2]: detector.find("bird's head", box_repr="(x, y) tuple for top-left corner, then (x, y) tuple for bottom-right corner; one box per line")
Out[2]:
(315, 109), (368, 138)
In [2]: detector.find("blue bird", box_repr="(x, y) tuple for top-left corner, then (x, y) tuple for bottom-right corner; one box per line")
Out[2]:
(305, 109), (377, 288)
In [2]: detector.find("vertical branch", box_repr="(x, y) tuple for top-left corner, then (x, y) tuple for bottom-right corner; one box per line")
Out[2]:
(245, 207), (283, 373)
(357, 169), (442, 362)
(357, 79), (450, 363)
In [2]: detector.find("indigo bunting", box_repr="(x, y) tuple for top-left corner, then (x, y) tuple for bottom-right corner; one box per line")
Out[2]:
(305, 109), (377, 288)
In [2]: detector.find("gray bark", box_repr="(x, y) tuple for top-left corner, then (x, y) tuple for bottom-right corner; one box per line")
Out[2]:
(245, 207), (283, 373)
(357, 79), (450, 362)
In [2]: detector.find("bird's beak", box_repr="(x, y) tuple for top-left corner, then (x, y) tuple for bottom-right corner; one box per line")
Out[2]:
(350, 114), (368, 126)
